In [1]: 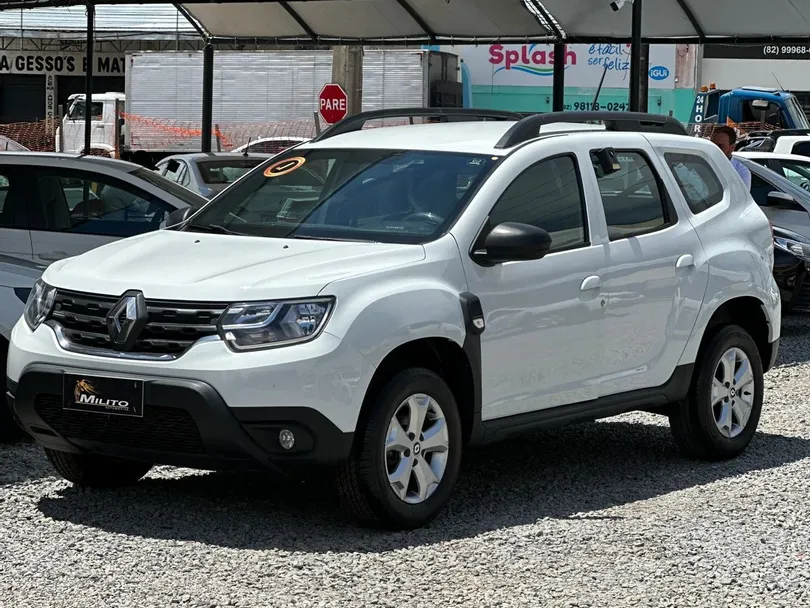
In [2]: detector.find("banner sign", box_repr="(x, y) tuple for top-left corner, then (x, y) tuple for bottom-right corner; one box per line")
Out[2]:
(445, 43), (677, 89)
(0, 51), (125, 75)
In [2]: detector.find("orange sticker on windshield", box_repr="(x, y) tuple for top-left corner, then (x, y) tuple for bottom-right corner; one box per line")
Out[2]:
(264, 156), (306, 177)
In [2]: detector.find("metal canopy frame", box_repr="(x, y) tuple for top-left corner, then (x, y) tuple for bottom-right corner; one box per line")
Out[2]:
(2, 0), (810, 44)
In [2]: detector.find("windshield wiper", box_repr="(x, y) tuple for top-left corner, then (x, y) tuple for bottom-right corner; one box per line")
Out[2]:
(291, 233), (376, 243)
(184, 223), (246, 236)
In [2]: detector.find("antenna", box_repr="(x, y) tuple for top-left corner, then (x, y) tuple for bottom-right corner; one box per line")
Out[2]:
(772, 72), (787, 91)
(243, 137), (251, 157)
(592, 63), (609, 110)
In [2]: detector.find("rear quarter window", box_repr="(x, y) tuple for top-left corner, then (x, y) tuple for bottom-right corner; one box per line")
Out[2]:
(664, 152), (724, 214)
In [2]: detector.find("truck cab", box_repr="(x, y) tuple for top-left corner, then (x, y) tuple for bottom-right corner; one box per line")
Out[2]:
(55, 92), (125, 156)
(688, 85), (810, 135)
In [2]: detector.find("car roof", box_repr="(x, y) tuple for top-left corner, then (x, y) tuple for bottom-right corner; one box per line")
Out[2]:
(159, 152), (273, 162)
(297, 120), (622, 155)
(0, 151), (142, 172)
(735, 151), (810, 161)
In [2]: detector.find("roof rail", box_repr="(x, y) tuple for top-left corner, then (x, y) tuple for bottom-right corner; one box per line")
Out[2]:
(310, 107), (523, 142)
(494, 111), (688, 149)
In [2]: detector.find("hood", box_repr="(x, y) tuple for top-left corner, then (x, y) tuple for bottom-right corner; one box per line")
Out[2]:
(42, 230), (426, 301)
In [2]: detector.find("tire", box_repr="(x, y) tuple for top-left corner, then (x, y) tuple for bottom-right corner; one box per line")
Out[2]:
(669, 324), (764, 460)
(0, 339), (26, 443)
(44, 448), (153, 488)
(336, 367), (463, 530)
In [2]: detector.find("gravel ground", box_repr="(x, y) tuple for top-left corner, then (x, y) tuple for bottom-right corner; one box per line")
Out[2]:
(4, 318), (810, 608)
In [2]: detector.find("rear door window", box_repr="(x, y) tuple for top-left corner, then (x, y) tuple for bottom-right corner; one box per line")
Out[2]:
(664, 152), (724, 214)
(590, 150), (672, 240)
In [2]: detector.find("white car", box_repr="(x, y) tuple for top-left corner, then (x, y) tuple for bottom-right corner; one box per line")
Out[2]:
(6, 110), (781, 530)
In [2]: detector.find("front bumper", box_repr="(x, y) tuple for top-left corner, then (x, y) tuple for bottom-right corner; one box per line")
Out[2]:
(7, 366), (353, 476)
(6, 321), (375, 475)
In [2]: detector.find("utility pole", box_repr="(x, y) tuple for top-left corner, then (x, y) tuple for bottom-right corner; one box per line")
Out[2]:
(331, 46), (363, 116)
(639, 43), (650, 112)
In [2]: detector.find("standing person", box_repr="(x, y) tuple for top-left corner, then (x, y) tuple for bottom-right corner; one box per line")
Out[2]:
(711, 125), (751, 189)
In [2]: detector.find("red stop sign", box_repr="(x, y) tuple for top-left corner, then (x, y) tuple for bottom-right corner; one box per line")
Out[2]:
(319, 83), (348, 124)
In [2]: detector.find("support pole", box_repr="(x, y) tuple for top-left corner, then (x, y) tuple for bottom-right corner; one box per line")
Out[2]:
(639, 42), (650, 112)
(628, 0), (643, 112)
(552, 43), (566, 112)
(84, 2), (94, 154)
(201, 42), (214, 153)
(331, 45), (363, 116)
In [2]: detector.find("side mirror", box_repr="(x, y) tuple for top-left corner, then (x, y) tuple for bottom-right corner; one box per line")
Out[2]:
(164, 206), (193, 229)
(472, 222), (552, 266)
(767, 191), (799, 209)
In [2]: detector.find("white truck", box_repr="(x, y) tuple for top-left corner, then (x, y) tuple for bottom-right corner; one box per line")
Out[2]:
(55, 48), (462, 165)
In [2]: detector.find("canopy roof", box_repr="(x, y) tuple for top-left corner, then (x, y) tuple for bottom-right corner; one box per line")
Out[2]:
(0, 0), (807, 44)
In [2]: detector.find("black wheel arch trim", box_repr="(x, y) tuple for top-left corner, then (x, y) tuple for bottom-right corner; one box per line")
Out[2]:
(458, 292), (485, 446)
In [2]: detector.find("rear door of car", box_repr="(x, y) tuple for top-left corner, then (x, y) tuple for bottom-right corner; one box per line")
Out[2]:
(0, 164), (35, 261)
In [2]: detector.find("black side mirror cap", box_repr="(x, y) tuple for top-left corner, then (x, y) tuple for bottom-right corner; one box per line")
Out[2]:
(164, 206), (193, 229)
(767, 190), (797, 209)
(472, 221), (552, 266)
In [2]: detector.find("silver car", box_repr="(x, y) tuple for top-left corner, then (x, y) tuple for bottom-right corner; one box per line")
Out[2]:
(155, 152), (273, 199)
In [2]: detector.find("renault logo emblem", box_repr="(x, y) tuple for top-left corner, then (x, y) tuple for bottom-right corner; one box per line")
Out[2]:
(106, 290), (148, 351)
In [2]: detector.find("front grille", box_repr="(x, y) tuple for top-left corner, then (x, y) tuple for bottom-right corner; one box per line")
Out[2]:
(34, 394), (205, 454)
(49, 290), (227, 357)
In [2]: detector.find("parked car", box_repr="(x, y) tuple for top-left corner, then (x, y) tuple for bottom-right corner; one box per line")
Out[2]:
(154, 153), (273, 198)
(736, 151), (810, 191)
(6, 110), (780, 530)
(0, 152), (207, 266)
(0, 153), (206, 440)
(772, 224), (810, 313)
(231, 136), (310, 155)
(0, 135), (29, 152)
(733, 155), (810, 240)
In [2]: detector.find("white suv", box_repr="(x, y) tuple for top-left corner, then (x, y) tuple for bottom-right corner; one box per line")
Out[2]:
(5, 110), (781, 529)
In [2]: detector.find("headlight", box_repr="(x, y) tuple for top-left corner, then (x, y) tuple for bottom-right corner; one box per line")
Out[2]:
(774, 235), (810, 261)
(217, 297), (335, 351)
(23, 279), (56, 331)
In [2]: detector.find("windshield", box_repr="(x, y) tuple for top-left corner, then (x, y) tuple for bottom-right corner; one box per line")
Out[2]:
(788, 96), (810, 129)
(197, 158), (265, 185)
(131, 167), (207, 208)
(182, 148), (498, 243)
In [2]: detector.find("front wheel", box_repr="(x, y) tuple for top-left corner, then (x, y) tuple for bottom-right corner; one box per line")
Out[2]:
(45, 448), (153, 488)
(669, 324), (764, 460)
(336, 368), (463, 529)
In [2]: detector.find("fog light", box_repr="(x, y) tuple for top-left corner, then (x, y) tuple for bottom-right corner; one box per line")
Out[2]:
(278, 429), (295, 450)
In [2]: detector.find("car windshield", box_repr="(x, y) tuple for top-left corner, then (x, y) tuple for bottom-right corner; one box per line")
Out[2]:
(788, 97), (810, 130)
(182, 148), (498, 243)
(131, 167), (207, 208)
(196, 158), (265, 185)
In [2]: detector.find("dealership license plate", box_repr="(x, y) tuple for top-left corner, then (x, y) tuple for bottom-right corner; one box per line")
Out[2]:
(62, 373), (144, 418)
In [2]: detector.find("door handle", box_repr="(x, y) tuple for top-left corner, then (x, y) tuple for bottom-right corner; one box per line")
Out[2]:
(580, 275), (601, 291)
(676, 254), (694, 269)
(39, 251), (67, 262)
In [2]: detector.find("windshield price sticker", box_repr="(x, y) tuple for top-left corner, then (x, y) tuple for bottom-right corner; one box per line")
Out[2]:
(264, 157), (306, 178)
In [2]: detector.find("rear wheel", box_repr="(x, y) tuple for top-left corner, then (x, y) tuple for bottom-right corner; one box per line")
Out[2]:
(44, 448), (153, 488)
(336, 368), (463, 529)
(669, 324), (764, 460)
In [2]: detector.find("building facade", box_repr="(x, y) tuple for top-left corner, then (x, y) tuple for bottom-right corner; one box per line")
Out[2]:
(437, 43), (699, 123)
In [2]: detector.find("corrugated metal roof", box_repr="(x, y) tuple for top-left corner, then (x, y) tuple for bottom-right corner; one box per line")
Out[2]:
(0, 4), (197, 34)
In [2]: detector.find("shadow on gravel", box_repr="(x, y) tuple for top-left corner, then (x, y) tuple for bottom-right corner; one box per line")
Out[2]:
(36, 420), (810, 552)
(775, 315), (810, 366)
(0, 438), (55, 485)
